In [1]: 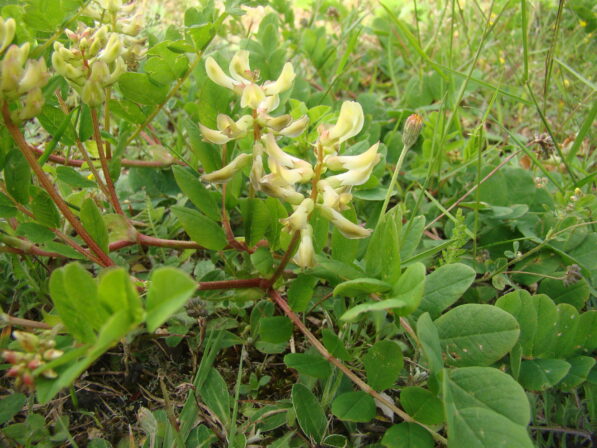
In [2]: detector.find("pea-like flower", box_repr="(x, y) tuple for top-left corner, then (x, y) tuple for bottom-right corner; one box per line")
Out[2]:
(280, 198), (314, 233)
(199, 114), (253, 144)
(293, 224), (316, 268)
(318, 101), (364, 151)
(201, 153), (252, 184)
(324, 142), (380, 187)
(0, 16), (16, 54)
(319, 204), (372, 239)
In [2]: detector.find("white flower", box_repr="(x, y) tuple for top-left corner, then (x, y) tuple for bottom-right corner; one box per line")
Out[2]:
(279, 115), (309, 138)
(320, 101), (364, 147)
(240, 83), (266, 109)
(262, 133), (313, 183)
(205, 56), (237, 91)
(201, 153), (252, 184)
(325, 142), (380, 171)
(293, 225), (316, 268)
(319, 205), (372, 239)
(280, 198), (314, 233)
(263, 62), (295, 95)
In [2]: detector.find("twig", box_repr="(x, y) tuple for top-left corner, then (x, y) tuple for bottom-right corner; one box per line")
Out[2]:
(268, 289), (447, 445)
(2, 102), (114, 267)
(0, 314), (52, 329)
(90, 108), (124, 216)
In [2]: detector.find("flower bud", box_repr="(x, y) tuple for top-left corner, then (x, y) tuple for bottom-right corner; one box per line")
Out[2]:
(319, 205), (372, 239)
(205, 56), (237, 90)
(81, 79), (105, 107)
(320, 101), (364, 147)
(18, 59), (49, 93)
(13, 331), (39, 352)
(279, 115), (309, 138)
(0, 43), (29, 94)
(42, 368), (58, 379)
(18, 87), (44, 120)
(199, 123), (232, 145)
(229, 50), (253, 82)
(264, 114), (292, 132)
(201, 153), (252, 184)
(106, 57), (126, 85)
(325, 142), (380, 171)
(280, 198), (314, 233)
(0, 17), (16, 54)
(98, 34), (122, 64)
(402, 113), (423, 148)
(43, 348), (63, 361)
(293, 225), (315, 268)
(259, 176), (305, 204)
(263, 62), (295, 95)
(240, 83), (265, 109)
(99, 0), (122, 12)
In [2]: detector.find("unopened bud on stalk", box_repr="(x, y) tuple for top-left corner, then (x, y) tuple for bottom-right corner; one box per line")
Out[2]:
(279, 115), (309, 138)
(319, 205), (372, 239)
(402, 113), (423, 149)
(0, 17), (16, 54)
(293, 225), (316, 268)
(280, 198), (314, 233)
(13, 331), (39, 352)
(201, 153), (252, 184)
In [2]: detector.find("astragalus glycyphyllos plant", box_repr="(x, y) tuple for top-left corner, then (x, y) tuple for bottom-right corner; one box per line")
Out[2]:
(200, 51), (379, 267)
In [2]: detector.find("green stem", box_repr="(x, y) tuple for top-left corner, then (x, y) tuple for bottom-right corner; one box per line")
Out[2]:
(380, 142), (410, 219)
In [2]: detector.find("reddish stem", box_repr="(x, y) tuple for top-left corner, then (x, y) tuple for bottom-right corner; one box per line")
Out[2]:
(2, 102), (114, 267)
(90, 108), (124, 216)
(28, 145), (184, 168)
(198, 278), (266, 290)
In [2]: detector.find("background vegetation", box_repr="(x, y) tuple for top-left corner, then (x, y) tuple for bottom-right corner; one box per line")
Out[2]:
(0, 0), (595, 447)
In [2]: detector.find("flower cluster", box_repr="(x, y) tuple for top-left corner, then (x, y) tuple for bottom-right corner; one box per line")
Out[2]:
(0, 16), (49, 121)
(2, 330), (63, 392)
(52, 25), (127, 107)
(199, 51), (381, 267)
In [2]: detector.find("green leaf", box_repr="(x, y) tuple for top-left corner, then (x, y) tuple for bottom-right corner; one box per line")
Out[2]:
(258, 316), (293, 344)
(331, 391), (376, 422)
(31, 190), (60, 228)
(145, 267), (197, 332)
(0, 393), (26, 425)
(118, 73), (169, 105)
(365, 207), (401, 283)
(340, 298), (410, 322)
(5, 150), (30, 204)
(287, 275), (318, 312)
(495, 291), (557, 357)
(322, 329), (351, 361)
(187, 23), (215, 50)
(16, 222), (55, 243)
(98, 268), (143, 324)
(108, 99), (146, 124)
(333, 278), (392, 297)
(0, 192), (17, 218)
(292, 384), (326, 443)
(172, 205), (227, 250)
(443, 367), (533, 448)
(172, 165), (219, 220)
(390, 262), (426, 316)
(56, 166), (96, 188)
(80, 198), (110, 253)
(49, 264), (99, 343)
(558, 356), (596, 389)
(200, 368), (231, 426)
(400, 215), (425, 259)
(416, 313), (443, 373)
(435, 304), (520, 367)
(538, 277), (590, 310)
(400, 387), (444, 425)
(363, 340), (403, 391)
(284, 353), (331, 379)
(575, 310), (597, 355)
(381, 422), (434, 448)
(37, 105), (76, 146)
(241, 198), (271, 247)
(417, 263), (476, 319)
(518, 359), (571, 391)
